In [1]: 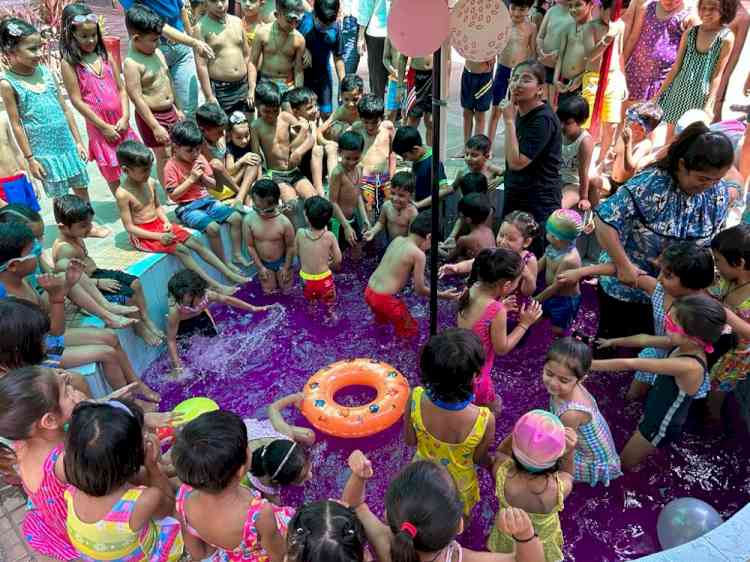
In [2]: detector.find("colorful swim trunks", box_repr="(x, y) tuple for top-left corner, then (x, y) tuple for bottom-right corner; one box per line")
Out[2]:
(360, 172), (391, 214)
(364, 286), (418, 338)
(301, 270), (336, 304)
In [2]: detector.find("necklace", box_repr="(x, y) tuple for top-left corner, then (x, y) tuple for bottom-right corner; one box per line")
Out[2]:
(426, 388), (475, 411)
(304, 229), (325, 241)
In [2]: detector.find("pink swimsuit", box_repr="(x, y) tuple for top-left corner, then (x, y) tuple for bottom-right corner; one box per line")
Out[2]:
(471, 300), (504, 405)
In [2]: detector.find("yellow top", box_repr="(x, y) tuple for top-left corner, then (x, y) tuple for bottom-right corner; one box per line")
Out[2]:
(410, 386), (489, 515)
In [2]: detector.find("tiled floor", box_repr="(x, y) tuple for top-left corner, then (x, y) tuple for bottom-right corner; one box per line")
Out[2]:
(0, 484), (35, 562)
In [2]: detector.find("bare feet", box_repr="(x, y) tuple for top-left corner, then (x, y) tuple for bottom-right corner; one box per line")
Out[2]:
(216, 284), (240, 295)
(107, 303), (139, 315)
(87, 224), (113, 238)
(136, 323), (164, 347)
(227, 271), (251, 285)
(227, 262), (244, 276)
(104, 314), (139, 329)
(233, 253), (253, 268)
(144, 321), (165, 340)
(138, 382), (161, 403)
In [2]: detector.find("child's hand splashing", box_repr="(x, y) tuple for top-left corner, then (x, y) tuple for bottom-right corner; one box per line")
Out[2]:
(502, 295), (519, 313)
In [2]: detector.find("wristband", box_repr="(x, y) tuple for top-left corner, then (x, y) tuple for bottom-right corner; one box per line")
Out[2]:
(512, 532), (538, 543)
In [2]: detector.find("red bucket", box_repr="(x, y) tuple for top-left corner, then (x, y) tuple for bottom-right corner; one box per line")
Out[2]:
(103, 35), (122, 74)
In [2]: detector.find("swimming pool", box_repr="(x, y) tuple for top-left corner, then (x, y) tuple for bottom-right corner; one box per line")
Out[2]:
(142, 250), (750, 561)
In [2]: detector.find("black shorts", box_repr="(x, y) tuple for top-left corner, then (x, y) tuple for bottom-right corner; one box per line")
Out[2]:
(211, 77), (252, 116)
(177, 310), (218, 340)
(335, 213), (364, 250)
(408, 70), (433, 118)
(90, 269), (137, 305)
(460, 69), (493, 112)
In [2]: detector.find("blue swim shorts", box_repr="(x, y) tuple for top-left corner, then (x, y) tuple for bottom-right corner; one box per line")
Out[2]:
(542, 294), (582, 331)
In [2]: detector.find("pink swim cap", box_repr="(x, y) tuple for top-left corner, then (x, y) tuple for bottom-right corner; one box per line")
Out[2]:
(512, 410), (566, 472)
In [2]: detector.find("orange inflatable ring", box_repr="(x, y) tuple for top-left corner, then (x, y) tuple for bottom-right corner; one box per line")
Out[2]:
(301, 359), (410, 438)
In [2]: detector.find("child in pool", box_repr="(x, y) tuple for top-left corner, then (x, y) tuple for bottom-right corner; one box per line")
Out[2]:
(328, 130), (368, 259)
(172, 409), (294, 562)
(445, 194), (496, 262)
(59, 3), (141, 197)
(404, 329), (496, 519)
(489, 410), (576, 562)
(363, 171), (418, 243)
(543, 338), (622, 486)
(295, 196), (342, 307)
(365, 211), (459, 338)
(535, 209), (582, 336)
(654, 0), (736, 142)
(558, 241), (716, 402)
(593, 294), (725, 470)
(166, 269), (278, 374)
(0, 20), (93, 207)
(341, 451), (546, 562)
(457, 249), (543, 413)
(243, 179), (296, 295)
(64, 400), (183, 561)
(707, 224), (750, 423)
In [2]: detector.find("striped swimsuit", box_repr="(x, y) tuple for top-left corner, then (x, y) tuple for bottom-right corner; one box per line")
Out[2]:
(634, 283), (667, 386)
(21, 444), (78, 560)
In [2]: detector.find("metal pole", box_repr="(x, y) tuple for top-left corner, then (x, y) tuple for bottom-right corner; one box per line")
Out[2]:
(429, 46), (442, 336)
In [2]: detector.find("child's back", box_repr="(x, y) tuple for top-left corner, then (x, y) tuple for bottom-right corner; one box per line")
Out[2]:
(367, 235), (419, 295)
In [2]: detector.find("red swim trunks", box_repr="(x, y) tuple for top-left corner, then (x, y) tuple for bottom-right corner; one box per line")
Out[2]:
(135, 105), (179, 148)
(301, 270), (336, 304)
(129, 216), (192, 254)
(364, 286), (418, 338)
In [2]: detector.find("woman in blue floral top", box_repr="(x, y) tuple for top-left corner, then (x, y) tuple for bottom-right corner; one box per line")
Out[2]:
(594, 122), (734, 342)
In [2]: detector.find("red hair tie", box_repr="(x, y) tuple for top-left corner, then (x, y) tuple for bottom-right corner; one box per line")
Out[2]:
(400, 522), (417, 539)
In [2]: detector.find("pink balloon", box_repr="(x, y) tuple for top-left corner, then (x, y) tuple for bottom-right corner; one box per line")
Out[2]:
(450, 0), (512, 61)
(388, 0), (451, 58)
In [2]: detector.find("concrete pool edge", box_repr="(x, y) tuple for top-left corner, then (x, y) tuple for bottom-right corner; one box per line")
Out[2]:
(115, 225), (750, 562)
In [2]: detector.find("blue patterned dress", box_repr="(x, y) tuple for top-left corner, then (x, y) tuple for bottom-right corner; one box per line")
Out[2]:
(2, 66), (89, 197)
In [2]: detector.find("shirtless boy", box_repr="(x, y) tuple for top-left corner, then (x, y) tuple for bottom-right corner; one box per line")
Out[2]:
(554, 0), (593, 105)
(535, 208), (583, 335)
(364, 171), (418, 242)
(329, 131), (369, 259)
(460, 57), (495, 148)
(317, 73), (364, 142)
(447, 194), (496, 262)
(582, 0), (626, 166)
(537, 0), (573, 102)
(195, 0), (253, 117)
(243, 179), (296, 294)
(250, 81), (316, 228)
(0, 111), (39, 211)
(248, 0), (306, 99)
(295, 196), (341, 307)
(487, 0), (537, 146)
(123, 4), (181, 186)
(350, 94), (396, 221)
(365, 211), (459, 338)
(115, 140), (243, 295)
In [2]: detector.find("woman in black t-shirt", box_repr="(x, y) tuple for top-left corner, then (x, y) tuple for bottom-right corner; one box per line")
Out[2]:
(499, 60), (563, 255)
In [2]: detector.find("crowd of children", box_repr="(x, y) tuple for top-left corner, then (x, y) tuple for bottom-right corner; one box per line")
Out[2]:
(0, 0), (748, 560)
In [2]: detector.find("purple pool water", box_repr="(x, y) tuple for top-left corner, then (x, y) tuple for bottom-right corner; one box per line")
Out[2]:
(143, 251), (750, 561)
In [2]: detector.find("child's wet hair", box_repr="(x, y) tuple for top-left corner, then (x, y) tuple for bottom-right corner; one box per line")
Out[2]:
(671, 294), (726, 343)
(419, 328), (485, 403)
(0, 298), (49, 368)
(393, 126), (423, 156)
(195, 102), (228, 128)
(0, 221), (34, 263)
(699, 0), (738, 24)
(255, 80), (282, 108)
(656, 122), (734, 175)
(304, 196), (334, 229)
(338, 130), (365, 152)
(513, 59), (546, 85)
(386, 461), (463, 562)
(465, 134), (491, 154)
(556, 95), (589, 125)
(340, 74), (364, 95)
(711, 224), (750, 270)
(314, 0), (340, 24)
(0, 18), (37, 54)
(170, 119), (204, 147)
(456, 172), (488, 195)
(125, 3), (165, 36)
(250, 439), (307, 485)
(53, 195), (95, 227)
(172, 410), (248, 493)
(286, 87), (317, 110)
(510, 0), (534, 7)
(285, 500), (365, 562)
(545, 337), (592, 380)
(0, 367), (61, 475)
(391, 171), (415, 194)
(660, 241), (715, 288)
(64, 400), (146, 497)
(0, 204), (43, 225)
(168, 269), (209, 301)
(504, 210), (540, 240)
(409, 210), (432, 238)
(458, 248), (523, 311)
(458, 193), (491, 224)
(252, 178), (281, 202)
(357, 94), (384, 120)
(60, 3), (108, 66)
(117, 140), (155, 169)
